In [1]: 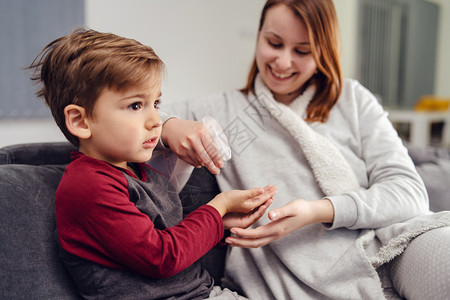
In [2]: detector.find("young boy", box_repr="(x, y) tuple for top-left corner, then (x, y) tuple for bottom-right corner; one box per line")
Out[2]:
(29, 28), (275, 299)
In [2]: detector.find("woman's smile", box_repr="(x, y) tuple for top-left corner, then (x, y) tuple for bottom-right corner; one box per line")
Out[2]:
(269, 66), (296, 80)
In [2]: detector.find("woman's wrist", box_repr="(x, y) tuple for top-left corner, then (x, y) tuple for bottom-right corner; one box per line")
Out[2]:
(160, 117), (178, 148)
(310, 199), (335, 224)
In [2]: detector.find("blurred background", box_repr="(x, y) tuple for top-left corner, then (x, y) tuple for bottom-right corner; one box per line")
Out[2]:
(1, 0), (449, 148)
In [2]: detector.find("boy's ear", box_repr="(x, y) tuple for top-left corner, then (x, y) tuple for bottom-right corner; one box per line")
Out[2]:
(64, 104), (92, 140)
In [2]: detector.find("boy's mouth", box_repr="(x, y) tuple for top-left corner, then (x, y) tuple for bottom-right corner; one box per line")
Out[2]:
(143, 136), (159, 148)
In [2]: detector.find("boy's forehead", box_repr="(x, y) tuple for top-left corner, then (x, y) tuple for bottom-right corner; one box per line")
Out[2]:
(112, 75), (162, 95)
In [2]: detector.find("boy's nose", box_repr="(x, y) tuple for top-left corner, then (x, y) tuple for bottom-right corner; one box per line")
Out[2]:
(146, 110), (162, 129)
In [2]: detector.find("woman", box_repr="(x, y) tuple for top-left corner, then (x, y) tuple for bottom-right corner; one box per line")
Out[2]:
(161, 0), (450, 299)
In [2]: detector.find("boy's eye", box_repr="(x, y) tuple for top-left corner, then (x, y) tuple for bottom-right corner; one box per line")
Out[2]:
(154, 100), (160, 109)
(129, 102), (143, 111)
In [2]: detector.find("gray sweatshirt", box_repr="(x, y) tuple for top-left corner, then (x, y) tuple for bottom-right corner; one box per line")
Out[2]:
(164, 79), (429, 299)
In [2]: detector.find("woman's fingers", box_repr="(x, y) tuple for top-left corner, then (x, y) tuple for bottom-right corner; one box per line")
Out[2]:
(200, 133), (224, 168)
(268, 199), (301, 221)
(226, 235), (276, 248)
(187, 126), (224, 174)
(163, 119), (225, 174)
(230, 221), (279, 240)
(227, 200), (306, 248)
(226, 222), (281, 248)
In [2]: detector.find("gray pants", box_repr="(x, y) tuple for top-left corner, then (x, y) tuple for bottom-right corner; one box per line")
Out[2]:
(390, 226), (450, 300)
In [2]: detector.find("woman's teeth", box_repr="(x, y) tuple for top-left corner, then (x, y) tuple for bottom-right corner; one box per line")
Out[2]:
(272, 70), (292, 79)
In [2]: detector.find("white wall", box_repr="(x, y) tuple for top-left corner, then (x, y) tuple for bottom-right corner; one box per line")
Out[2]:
(0, 119), (66, 147)
(0, 0), (265, 148)
(1, 0), (449, 147)
(85, 0), (265, 104)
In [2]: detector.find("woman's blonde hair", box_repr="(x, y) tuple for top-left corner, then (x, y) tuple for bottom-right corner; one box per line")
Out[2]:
(241, 0), (342, 122)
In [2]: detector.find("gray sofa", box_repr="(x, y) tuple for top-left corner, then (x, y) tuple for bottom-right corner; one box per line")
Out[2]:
(0, 142), (225, 299)
(0, 142), (449, 299)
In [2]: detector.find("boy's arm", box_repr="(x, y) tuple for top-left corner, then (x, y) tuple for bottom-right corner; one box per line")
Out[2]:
(57, 163), (275, 279)
(57, 165), (224, 279)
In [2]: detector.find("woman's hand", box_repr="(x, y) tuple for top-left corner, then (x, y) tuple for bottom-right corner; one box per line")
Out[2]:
(161, 118), (223, 175)
(225, 198), (334, 248)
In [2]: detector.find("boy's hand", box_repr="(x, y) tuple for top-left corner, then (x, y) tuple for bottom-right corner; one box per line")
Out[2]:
(222, 197), (273, 229)
(207, 185), (277, 217)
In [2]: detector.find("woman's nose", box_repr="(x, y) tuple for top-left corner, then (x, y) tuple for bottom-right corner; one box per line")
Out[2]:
(276, 50), (293, 70)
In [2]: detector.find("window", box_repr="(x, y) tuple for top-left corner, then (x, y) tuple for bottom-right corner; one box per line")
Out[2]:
(0, 0), (84, 118)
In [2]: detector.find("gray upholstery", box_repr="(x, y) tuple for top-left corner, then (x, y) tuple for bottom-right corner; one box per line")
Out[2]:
(405, 142), (450, 212)
(179, 166), (225, 284)
(0, 142), (222, 299)
(0, 162), (80, 299)
(0, 142), (76, 165)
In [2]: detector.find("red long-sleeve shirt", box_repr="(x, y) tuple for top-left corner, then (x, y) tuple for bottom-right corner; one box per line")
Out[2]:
(56, 152), (223, 279)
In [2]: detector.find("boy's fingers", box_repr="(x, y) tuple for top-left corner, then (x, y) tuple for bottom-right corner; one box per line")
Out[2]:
(250, 187), (265, 197)
(257, 198), (273, 213)
(263, 185), (277, 196)
(255, 185), (277, 203)
(250, 198), (273, 217)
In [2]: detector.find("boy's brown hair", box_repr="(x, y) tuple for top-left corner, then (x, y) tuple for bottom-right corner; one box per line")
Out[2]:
(29, 28), (164, 146)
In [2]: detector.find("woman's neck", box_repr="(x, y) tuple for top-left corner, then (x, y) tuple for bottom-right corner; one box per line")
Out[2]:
(273, 90), (302, 105)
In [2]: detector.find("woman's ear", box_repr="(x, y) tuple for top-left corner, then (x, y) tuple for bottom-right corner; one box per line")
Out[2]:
(64, 104), (92, 140)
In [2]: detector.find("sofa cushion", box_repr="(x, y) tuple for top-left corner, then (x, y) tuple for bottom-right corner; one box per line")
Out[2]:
(405, 142), (450, 212)
(179, 166), (226, 284)
(415, 159), (450, 212)
(0, 142), (76, 165)
(0, 164), (80, 299)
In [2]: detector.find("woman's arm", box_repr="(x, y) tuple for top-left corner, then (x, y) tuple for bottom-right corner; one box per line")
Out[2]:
(225, 198), (334, 248)
(326, 82), (429, 230)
